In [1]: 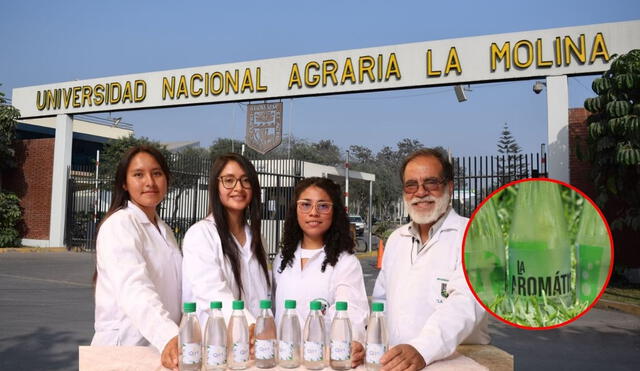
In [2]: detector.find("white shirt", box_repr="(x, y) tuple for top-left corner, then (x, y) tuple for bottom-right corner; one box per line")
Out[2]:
(182, 215), (270, 326)
(372, 209), (489, 365)
(91, 201), (182, 352)
(272, 244), (369, 343)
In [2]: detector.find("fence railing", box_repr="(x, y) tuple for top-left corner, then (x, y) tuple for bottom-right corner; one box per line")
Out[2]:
(451, 152), (547, 217)
(65, 156), (304, 258)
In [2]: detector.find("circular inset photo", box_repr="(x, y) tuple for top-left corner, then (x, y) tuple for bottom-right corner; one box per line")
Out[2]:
(462, 178), (613, 329)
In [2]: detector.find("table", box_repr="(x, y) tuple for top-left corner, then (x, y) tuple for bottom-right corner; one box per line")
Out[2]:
(79, 345), (513, 371)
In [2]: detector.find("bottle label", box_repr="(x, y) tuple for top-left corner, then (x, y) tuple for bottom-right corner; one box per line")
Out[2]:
(330, 340), (351, 361)
(508, 241), (572, 303)
(207, 345), (226, 366)
(279, 340), (295, 360)
(255, 339), (275, 360)
(366, 343), (386, 364)
(181, 342), (201, 364)
(304, 341), (324, 362)
(232, 342), (249, 363)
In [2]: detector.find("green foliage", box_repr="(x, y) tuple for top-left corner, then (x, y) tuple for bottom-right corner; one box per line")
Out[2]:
(490, 292), (590, 327)
(0, 192), (22, 247)
(0, 85), (20, 175)
(582, 49), (640, 231)
(100, 136), (171, 179)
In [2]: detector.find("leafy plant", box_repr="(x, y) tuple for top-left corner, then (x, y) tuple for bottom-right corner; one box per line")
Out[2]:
(582, 49), (640, 231)
(0, 192), (22, 247)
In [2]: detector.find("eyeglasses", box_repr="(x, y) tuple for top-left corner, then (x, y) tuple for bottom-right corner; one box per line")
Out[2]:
(218, 175), (252, 189)
(296, 200), (333, 214)
(403, 178), (445, 194)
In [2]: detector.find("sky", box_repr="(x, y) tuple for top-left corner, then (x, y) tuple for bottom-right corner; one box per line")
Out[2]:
(1, 0), (639, 157)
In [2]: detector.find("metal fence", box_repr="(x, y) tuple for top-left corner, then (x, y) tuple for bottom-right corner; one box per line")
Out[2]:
(65, 155), (304, 258)
(451, 152), (547, 217)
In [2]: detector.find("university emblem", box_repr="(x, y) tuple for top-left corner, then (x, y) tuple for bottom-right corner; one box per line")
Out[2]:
(245, 102), (283, 154)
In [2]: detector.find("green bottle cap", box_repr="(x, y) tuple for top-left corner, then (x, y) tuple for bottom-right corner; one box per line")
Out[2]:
(232, 300), (244, 310)
(260, 300), (272, 309)
(183, 302), (196, 313)
(210, 301), (222, 309)
(371, 302), (384, 312)
(336, 301), (348, 311)
(310, 301), (321, 310)
(284, 299), (296, 309)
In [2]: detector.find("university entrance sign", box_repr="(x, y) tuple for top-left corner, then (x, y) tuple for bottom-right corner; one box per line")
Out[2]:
(12, 20), (639, 118)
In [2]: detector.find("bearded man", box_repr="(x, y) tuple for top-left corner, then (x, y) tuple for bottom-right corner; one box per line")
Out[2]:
(372, 148), (489, 371)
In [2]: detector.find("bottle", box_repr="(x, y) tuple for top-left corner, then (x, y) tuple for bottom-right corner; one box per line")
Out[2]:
(255, 299), (277, 368)
(303, 300), (326, 370)
(365, 302), (388, 371)
(575, 202), (611, 304)
(278, 299), (301, 368)
(329, 301), (352, 370)
(508, 180), (572, 305)
(464, 197), (506, 305)
(179, 302), (202, 371)
(227, 300), (249, 370)
(204, 301), (227, 371)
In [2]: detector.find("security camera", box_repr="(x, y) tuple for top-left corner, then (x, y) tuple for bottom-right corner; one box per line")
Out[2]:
(533, 81), (546, 94)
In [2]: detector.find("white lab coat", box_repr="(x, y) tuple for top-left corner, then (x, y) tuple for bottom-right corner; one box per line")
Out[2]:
(181, 215), (270, 326)
(91, 201), (182, 352)
(372, 209), (489, 365)
(272, 245), (369, 343)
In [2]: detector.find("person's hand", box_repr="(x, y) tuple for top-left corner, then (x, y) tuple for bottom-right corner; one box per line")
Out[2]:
(249, 323), (256, 359)
(161, 335), (179, 371)
(351, 341), (365, 368)
(380, 344), (426, 371)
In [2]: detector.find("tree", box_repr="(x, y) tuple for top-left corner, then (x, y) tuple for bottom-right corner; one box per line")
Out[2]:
(496, 122), (526, 184)
(583, 49), (640, 230)
(0, 85), (20, 190)
(100, 135), (171, 180)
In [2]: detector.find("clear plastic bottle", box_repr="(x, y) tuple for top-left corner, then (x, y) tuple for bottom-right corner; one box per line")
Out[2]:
(365, 302), (388, 371)
(303, 300), (326, 370)
(204, 301), (227, 371)
(508, 181), (573, 305)
(278, 299), (301, 368)
(329, 301), (352, 370)
(179, 302), (202, 371)
(227, 300), (249, 370)
(575, 202), (612, 303)
(255, 299), (277, 368)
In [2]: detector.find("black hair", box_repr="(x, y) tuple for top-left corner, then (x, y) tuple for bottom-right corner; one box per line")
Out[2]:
(208, 153), (270, 297)
(278, 177), (354, 273)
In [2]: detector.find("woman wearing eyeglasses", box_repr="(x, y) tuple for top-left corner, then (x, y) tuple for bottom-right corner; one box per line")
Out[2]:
(273, 177), (369, 368)
(181, 153), (271, 332)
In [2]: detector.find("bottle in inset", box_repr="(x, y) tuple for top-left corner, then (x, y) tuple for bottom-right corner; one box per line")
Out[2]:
(365, 302), (387, 371)
(278, 299), (301, 368)
(303, 300), (326, 370)
(329, 301), (352, 370)
(464, 197), (506, 304)
(255, 299), (277, 368)
(227, 300), (249, 370)
(575, 202), (611, 303)
(179, 302), (202, 371)
(508, 181), (572, 305)
(204, 301), (227, 371)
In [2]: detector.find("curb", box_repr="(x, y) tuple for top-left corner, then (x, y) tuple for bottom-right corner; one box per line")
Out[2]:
(0, 247), (69, 254)
(595, 299), (640, 317)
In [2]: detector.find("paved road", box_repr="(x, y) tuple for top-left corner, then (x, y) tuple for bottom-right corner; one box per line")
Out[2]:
(1, 251), (638, 370)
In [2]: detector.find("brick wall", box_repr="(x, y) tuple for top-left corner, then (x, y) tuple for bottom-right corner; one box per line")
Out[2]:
(3, 138), (54, 240)
(568, 108), (595, 199)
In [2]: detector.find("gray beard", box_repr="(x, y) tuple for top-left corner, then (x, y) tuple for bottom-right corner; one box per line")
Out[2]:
(405, 188), (450, 225)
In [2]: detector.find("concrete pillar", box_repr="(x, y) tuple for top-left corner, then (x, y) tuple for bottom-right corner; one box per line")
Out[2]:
(546, 75), (569, 183)
(49, 114), (73, 247)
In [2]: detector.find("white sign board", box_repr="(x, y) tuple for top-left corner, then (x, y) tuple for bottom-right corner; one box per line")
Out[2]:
(12, 20), (640, 118)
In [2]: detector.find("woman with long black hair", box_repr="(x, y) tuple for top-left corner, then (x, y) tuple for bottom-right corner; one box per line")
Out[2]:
(273, 177), (368, 367)
(182, 153), (271, 327)
(91, 145), (182, 369)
